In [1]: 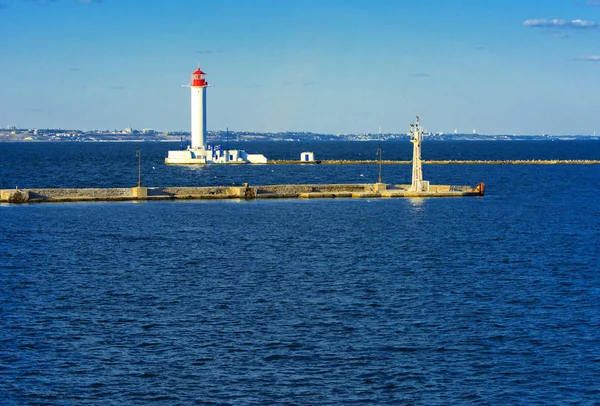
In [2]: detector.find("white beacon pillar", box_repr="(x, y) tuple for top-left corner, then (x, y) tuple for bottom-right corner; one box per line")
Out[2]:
(410, 116), (424, 192)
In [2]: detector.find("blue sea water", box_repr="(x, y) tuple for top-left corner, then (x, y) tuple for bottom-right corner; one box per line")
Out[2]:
(1, 141), (599, 404)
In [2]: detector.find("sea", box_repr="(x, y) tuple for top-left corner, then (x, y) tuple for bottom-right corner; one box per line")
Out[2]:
(1, 140), (599, 405)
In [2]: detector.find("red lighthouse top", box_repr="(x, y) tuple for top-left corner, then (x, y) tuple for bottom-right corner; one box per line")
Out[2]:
(191, 68), (208, 87)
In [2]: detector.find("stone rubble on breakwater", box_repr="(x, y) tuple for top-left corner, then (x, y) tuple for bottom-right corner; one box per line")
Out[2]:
(0, 183), (484, 204)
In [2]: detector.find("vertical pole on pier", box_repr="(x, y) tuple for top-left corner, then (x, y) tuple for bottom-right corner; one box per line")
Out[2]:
(136, 147), (141, 187)
(377, 145), (383, 183)
(226, 127), (229, 162)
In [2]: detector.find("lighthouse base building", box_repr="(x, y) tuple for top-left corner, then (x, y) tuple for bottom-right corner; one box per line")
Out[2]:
(165, 67), (268, 165)
(166, 147), (268, 165)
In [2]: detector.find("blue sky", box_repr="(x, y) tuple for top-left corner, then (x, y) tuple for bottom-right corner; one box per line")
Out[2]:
(1, 0), (599, 135)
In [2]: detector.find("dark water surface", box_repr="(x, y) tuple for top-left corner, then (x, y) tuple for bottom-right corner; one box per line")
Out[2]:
(1, 141), (600, 404)
(0, 140), (598, 189)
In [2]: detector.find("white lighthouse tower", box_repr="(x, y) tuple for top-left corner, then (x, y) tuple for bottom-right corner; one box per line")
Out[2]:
(165, 66), (268, 165)
(409, 116), (429, 192)
(190, 67), (208, 150)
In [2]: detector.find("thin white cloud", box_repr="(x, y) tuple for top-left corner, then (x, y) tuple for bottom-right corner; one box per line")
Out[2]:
(571, 19), (596, 27)
(523, 18), (598, 29)
(573, 55), (600, 61)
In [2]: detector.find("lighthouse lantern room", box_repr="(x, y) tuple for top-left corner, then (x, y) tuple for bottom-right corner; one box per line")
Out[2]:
(191, 68), (208, 87)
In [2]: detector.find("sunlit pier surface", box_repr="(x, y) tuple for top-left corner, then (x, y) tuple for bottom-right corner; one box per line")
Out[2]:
(1, 182), (484, 204)
(268, 159), (600, 165)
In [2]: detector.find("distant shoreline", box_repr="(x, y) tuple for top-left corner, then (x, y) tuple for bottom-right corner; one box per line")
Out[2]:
(2, 129), (599, 143)
(1, 137), (599, 143)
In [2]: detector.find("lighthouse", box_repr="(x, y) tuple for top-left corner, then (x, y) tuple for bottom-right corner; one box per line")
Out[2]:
(190, 67), (208, 150)
(165, 66), (268, 165)
(409, 116), (429, 192)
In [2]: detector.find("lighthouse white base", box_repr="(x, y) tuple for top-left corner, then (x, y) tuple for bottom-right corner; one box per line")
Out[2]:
(165, 148), (207, 164)
(165, 146), (267, 165)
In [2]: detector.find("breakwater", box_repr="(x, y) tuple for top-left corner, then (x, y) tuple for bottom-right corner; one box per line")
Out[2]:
(1, 183), (484, 204)
(268, 159), (600, 165)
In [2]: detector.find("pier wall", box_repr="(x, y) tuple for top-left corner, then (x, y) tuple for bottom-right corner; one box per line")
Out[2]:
(29, 188), (131, 201)
(1, 188), (130, 203)
(257, 184), (368, 195)
(1, 182), (483, 204)
(159, 186), (245, 199)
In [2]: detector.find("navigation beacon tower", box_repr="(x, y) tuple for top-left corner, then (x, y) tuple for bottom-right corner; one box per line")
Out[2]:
(190, 67), (208, 150)
(165, 66), (268, 165)
(409, 116), (429, 192)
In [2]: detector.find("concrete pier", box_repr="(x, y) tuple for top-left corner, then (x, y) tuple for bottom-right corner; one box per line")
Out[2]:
(267, 159), (600, 165)
(0, 183), (484, 204)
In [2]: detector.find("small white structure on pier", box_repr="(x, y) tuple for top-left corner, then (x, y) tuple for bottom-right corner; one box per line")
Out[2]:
(409, 116), (429, 192)
(165, 67), (268, 165)
(301, 152), (315, 162)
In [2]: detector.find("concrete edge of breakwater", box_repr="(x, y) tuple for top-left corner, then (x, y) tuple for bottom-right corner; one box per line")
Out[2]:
(1, 183), (484, 204)
(268, 160), (600, 165)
